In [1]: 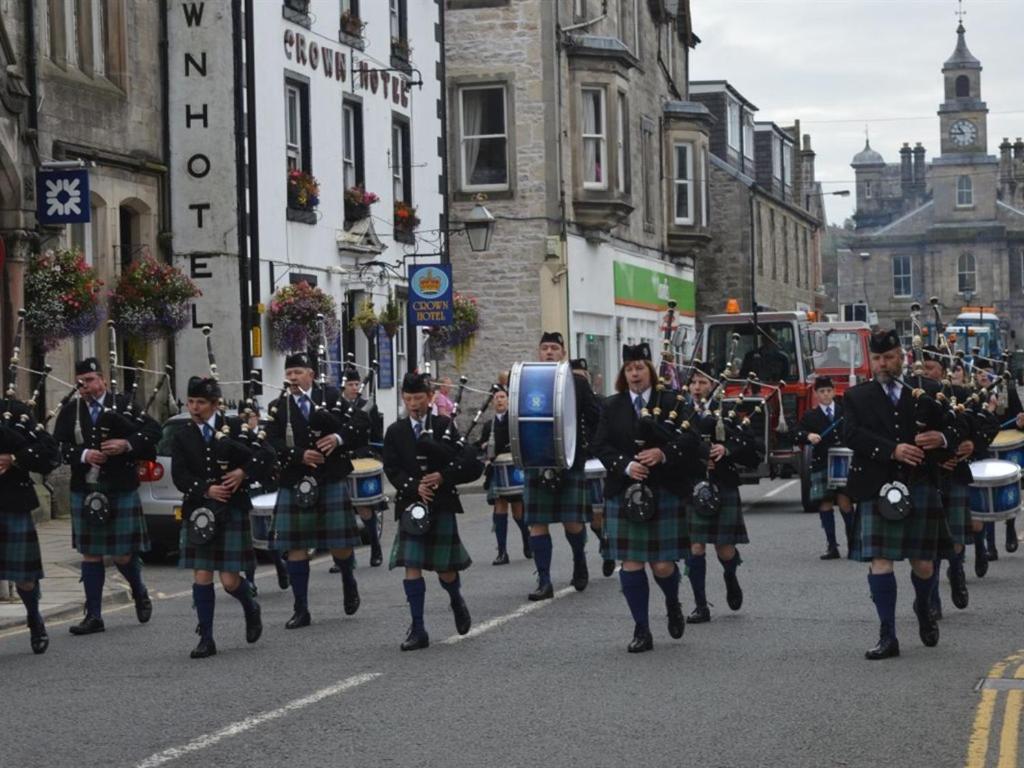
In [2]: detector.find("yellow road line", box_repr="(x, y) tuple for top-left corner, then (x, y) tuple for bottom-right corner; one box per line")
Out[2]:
(967, 688), (999, 768)
(966, 655), (1024, 768)
(998, 691), (1023, 768)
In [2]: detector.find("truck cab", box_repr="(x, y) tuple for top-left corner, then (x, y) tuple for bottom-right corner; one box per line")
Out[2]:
(809, 321), (872, 398)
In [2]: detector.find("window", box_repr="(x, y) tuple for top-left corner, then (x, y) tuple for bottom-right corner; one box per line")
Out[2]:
(581, 88), (606, 189)
(390, 0), (407, 42)
(865, 181), (873, 200)
(459, 85), (508, 192)
(803, 229), (810, 289)
(892, 254), (912, 297)
(957, 175), (974, 207)
(773, 139), (783, 182)
(770, 209), (777, 280)
(742, 113), (755, 165)
(956, 75), (970, 98)
(701, 147), (709, 227)
(958, 253), (977, 294)
(842, 304), (869, 323)
(783, 218), (790, 282)
(662, 18), (675, 77)
(392, 118), (411, 203)
(895, 319), (913, 349)
(641, 116), (655, 227)
(342, 0), (360, 15)
(783, 143), (793, 186)
(727, 99), (740, 152)
(284, 79), (310, 172)
(573, 0), (586, 19)
(616, 92), (629, 194)
(673, 143), (694, 225)
(342, 100), (364, 189)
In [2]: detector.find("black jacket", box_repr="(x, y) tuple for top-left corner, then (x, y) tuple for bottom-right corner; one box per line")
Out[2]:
(382, 414), (484, 518)
(841, 377), (960, 501)
(477, 413), (511, 456)
(265, 385), (369, 486)
(573, 374), (602, 470)
(169, 413), (276, 515)
(686, 398), (761, 488)
(0, 402), (61, 510)
(796, 403), (845, 472)
(592, 389), (708, 498)
(52, 392), (160, 492)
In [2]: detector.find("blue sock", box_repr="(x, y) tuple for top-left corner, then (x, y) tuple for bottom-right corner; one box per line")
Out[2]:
(225, 581), (256, 614)
(513, 515), (529, 546)
(531, 534), (553, 587)
(868, 571), (898, 640)
(619, 568), (650, 631)
(333, 554), (358, 590)
(565, 528), (587, 564)
(929, 559), (942, 612)
(686, 554), (708, 608)
(403, 577), (426, 632)
(985, 522), (996, 551)
(438, 574), (462, 606)
(81, 561), (105, 618)
(493, 513), (509, 554)
(192, 582), (215, 641)
(819, 509), (838, 548)
(287, 559), (310, 611)
(653, 565), (681, 606)
(16, 583), (42, 623)
(115, 558), (147, 599)
(719, 551), (741, 575)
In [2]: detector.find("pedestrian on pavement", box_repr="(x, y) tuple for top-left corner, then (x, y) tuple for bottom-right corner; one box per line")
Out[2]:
(432, 377), (454, 417)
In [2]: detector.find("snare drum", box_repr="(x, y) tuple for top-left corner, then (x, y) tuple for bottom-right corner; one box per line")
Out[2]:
(827, 447), (853, 489)
(585, 458), (606, 510)
(348, 458), (386, 506)
(969, 459), (1022, 522)
(492, 453), (525, 496)
(989, 429), (1024, 467)
(249, 504), (274, 551)
(509, 361), (577, 469)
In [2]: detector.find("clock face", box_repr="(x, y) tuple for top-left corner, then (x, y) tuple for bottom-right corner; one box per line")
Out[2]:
(950, 119), (978, 148)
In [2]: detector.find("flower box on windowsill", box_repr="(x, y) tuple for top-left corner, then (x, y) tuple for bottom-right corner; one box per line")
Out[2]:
(339, 30), (366, 50)
(339, 11), (366, 49)
(287, 207), (317, 225)
(391, 37), (413, 73)
(394, 229), (416, 245)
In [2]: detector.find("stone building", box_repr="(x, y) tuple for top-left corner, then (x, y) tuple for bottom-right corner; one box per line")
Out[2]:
(843, 23), (1024, 346)
(445, 0), (707, 396)
(689, 81), (826, 318)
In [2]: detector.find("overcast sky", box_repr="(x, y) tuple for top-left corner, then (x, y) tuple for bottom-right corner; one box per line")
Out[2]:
(688, 0), (1023, 226)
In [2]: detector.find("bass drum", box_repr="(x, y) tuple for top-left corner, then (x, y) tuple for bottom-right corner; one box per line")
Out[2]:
(508, 361), (577, 470)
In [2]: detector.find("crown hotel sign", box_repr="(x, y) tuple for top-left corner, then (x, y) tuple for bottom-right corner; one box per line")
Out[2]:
(408, 265), (453, 326)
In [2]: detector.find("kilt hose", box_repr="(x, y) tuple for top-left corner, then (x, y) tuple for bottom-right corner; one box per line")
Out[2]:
(71, 490), (151, 556)
(179, 504), (256, 574)
(0, 509), (44, 582)
(852, 480), (942, 562)
(272, 479), (360, 551)
(604, 487), (689, 563)
(389, 510), (472, 573)
(687, 484), (749, 546)
(523, 467), (590, 526)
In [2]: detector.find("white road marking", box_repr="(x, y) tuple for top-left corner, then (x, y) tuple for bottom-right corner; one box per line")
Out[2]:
(442, 585), (579, 645)
(759, 479), (797, 501)
(134, 672), (381, 768)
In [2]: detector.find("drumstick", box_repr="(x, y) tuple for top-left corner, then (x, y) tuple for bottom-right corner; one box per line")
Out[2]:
(1001, 416), (1021, 429)
(818, 417), (844, 440)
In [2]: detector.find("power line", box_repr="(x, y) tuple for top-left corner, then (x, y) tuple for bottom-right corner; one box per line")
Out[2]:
(802, 110), (1024, 125)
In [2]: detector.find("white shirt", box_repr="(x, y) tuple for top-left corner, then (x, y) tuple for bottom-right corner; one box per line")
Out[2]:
(625, 387), (661, 477)
(293, 387), (342, 446)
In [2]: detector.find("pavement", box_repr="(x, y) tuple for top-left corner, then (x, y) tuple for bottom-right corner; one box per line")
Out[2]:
(3, 478), (1024, 768)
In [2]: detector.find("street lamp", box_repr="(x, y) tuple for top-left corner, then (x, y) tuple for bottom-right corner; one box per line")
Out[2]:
(806, 188), (850, 209)
(460, 199), (496, 253)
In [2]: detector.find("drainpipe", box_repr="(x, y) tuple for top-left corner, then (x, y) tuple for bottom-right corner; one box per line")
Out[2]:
(244, 0), (262, 385)
(231, 0), (252, 385)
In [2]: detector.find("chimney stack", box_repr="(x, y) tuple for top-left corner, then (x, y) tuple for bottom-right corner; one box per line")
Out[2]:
(913, 143), (927, 194)
(900, 143), (913, 197)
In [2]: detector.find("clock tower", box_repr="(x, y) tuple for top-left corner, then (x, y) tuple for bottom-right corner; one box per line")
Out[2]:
(938, 23), (988, 156)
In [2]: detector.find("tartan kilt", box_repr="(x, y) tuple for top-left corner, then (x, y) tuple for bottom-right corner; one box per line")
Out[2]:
(941, 479), (972, 549)
(0, 509), (44, 582)
(389, 510), (472, 573)
(273, 479), (359, 551)
(687, 485), (749, 545)
(486, 485), (523, 505)
(523, 467), (590, 525)
(605, 487), (689, 563)
(178, 504), (255, 574)
(71, 490), (151, 556)
(809, 468), (847, 505)
(852, 481), (942, 562)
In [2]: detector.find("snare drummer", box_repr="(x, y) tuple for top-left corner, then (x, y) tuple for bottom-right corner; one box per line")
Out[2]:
(477, 386), (530, 565)
(522, 332), (602, 601)
(341, 368), (383, 568)
(797, 377), (854, 559)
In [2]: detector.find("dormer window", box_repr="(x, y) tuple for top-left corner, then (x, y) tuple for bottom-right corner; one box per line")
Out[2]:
(727, 99), (740, 152)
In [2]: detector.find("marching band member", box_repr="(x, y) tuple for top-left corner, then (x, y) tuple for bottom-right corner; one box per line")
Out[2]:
(241, 405), (290, 595)
(341, 368), (383, 568)
(523, 332), (601, 601)
(477, 386), (531, 564)
(53, 357), (160, 636)
(383, 372), (484, 650)
(592, 343), (707, 652)
(265, 352), (368, 629)
(796, 377), (854, 559)
(683, 363), (759, 624)
(0, 397), (61, 654)
(844, 330), (959, 660)
(169, 377), (271, 658)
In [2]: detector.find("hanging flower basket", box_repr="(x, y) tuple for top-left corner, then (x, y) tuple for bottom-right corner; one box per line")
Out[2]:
(378, 291), (402, 337)
(350, 298), (379, 340)
(340, 10), (366, 38)
(287, 168), (320, 211)
(394, 200), (420, 233)
(423, 292), (479, 370)
(344, 185), (379, 224)
(391, 36), (413, 61)
(110, 255), (201, 341)
(268, 281), (339, 353)
(24, 248), (104, 352)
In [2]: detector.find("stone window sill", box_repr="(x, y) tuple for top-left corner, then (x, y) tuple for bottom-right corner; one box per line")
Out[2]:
(282, 6), (311, 28)
(339, 31), (365, 50)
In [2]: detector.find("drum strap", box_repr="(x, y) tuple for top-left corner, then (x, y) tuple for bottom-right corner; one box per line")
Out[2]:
(74, 397), (84, 446)
(285, 394), (295, 450)
(486, 416), (497, 461)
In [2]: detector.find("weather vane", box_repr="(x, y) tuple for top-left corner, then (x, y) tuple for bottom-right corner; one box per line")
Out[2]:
(956, 0), (966, 26)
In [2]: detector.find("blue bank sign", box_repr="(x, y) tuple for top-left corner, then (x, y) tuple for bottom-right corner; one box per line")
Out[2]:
(36, 169), (91, 225)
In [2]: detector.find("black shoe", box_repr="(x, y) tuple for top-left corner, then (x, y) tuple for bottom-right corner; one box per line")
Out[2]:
(343, 582), (361, 616)
(686, 605), (711, 624)
(602, 559), (616, 578)
(400, 626), (430, 651)
(528, 582), (554, 601)
(275, 560), (290, 590)
(913, 600), (940, 647)
(285, 609), (311, 629)
(244, 602), (263, 644)
(370, 544), (384, 567)
(950, 564), (969, 610)
(523, 540), (533, 560)
(724, 572), (743, 611)
(69, 615), (105, 636)
(930, 604), (943, 622)
(28, 617), (49, 655)
(975, 549), (989, 578)
(627, 627), (654, 654)
(329, 565), (341, 574)
(133, 592), (153, 624)
(248, 581), (259, 599)
(571, 560), (589, 592)
(667, 602), (685, 640)
(452, 597), (472, 636)
(865, 635), (900, 660)
(1007, 521), (1019, 553)
(820, 546), (840, 560)
(190, 637), (217, 659)
(988, 548), (999, 562)
(492, 551), (510, 566)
